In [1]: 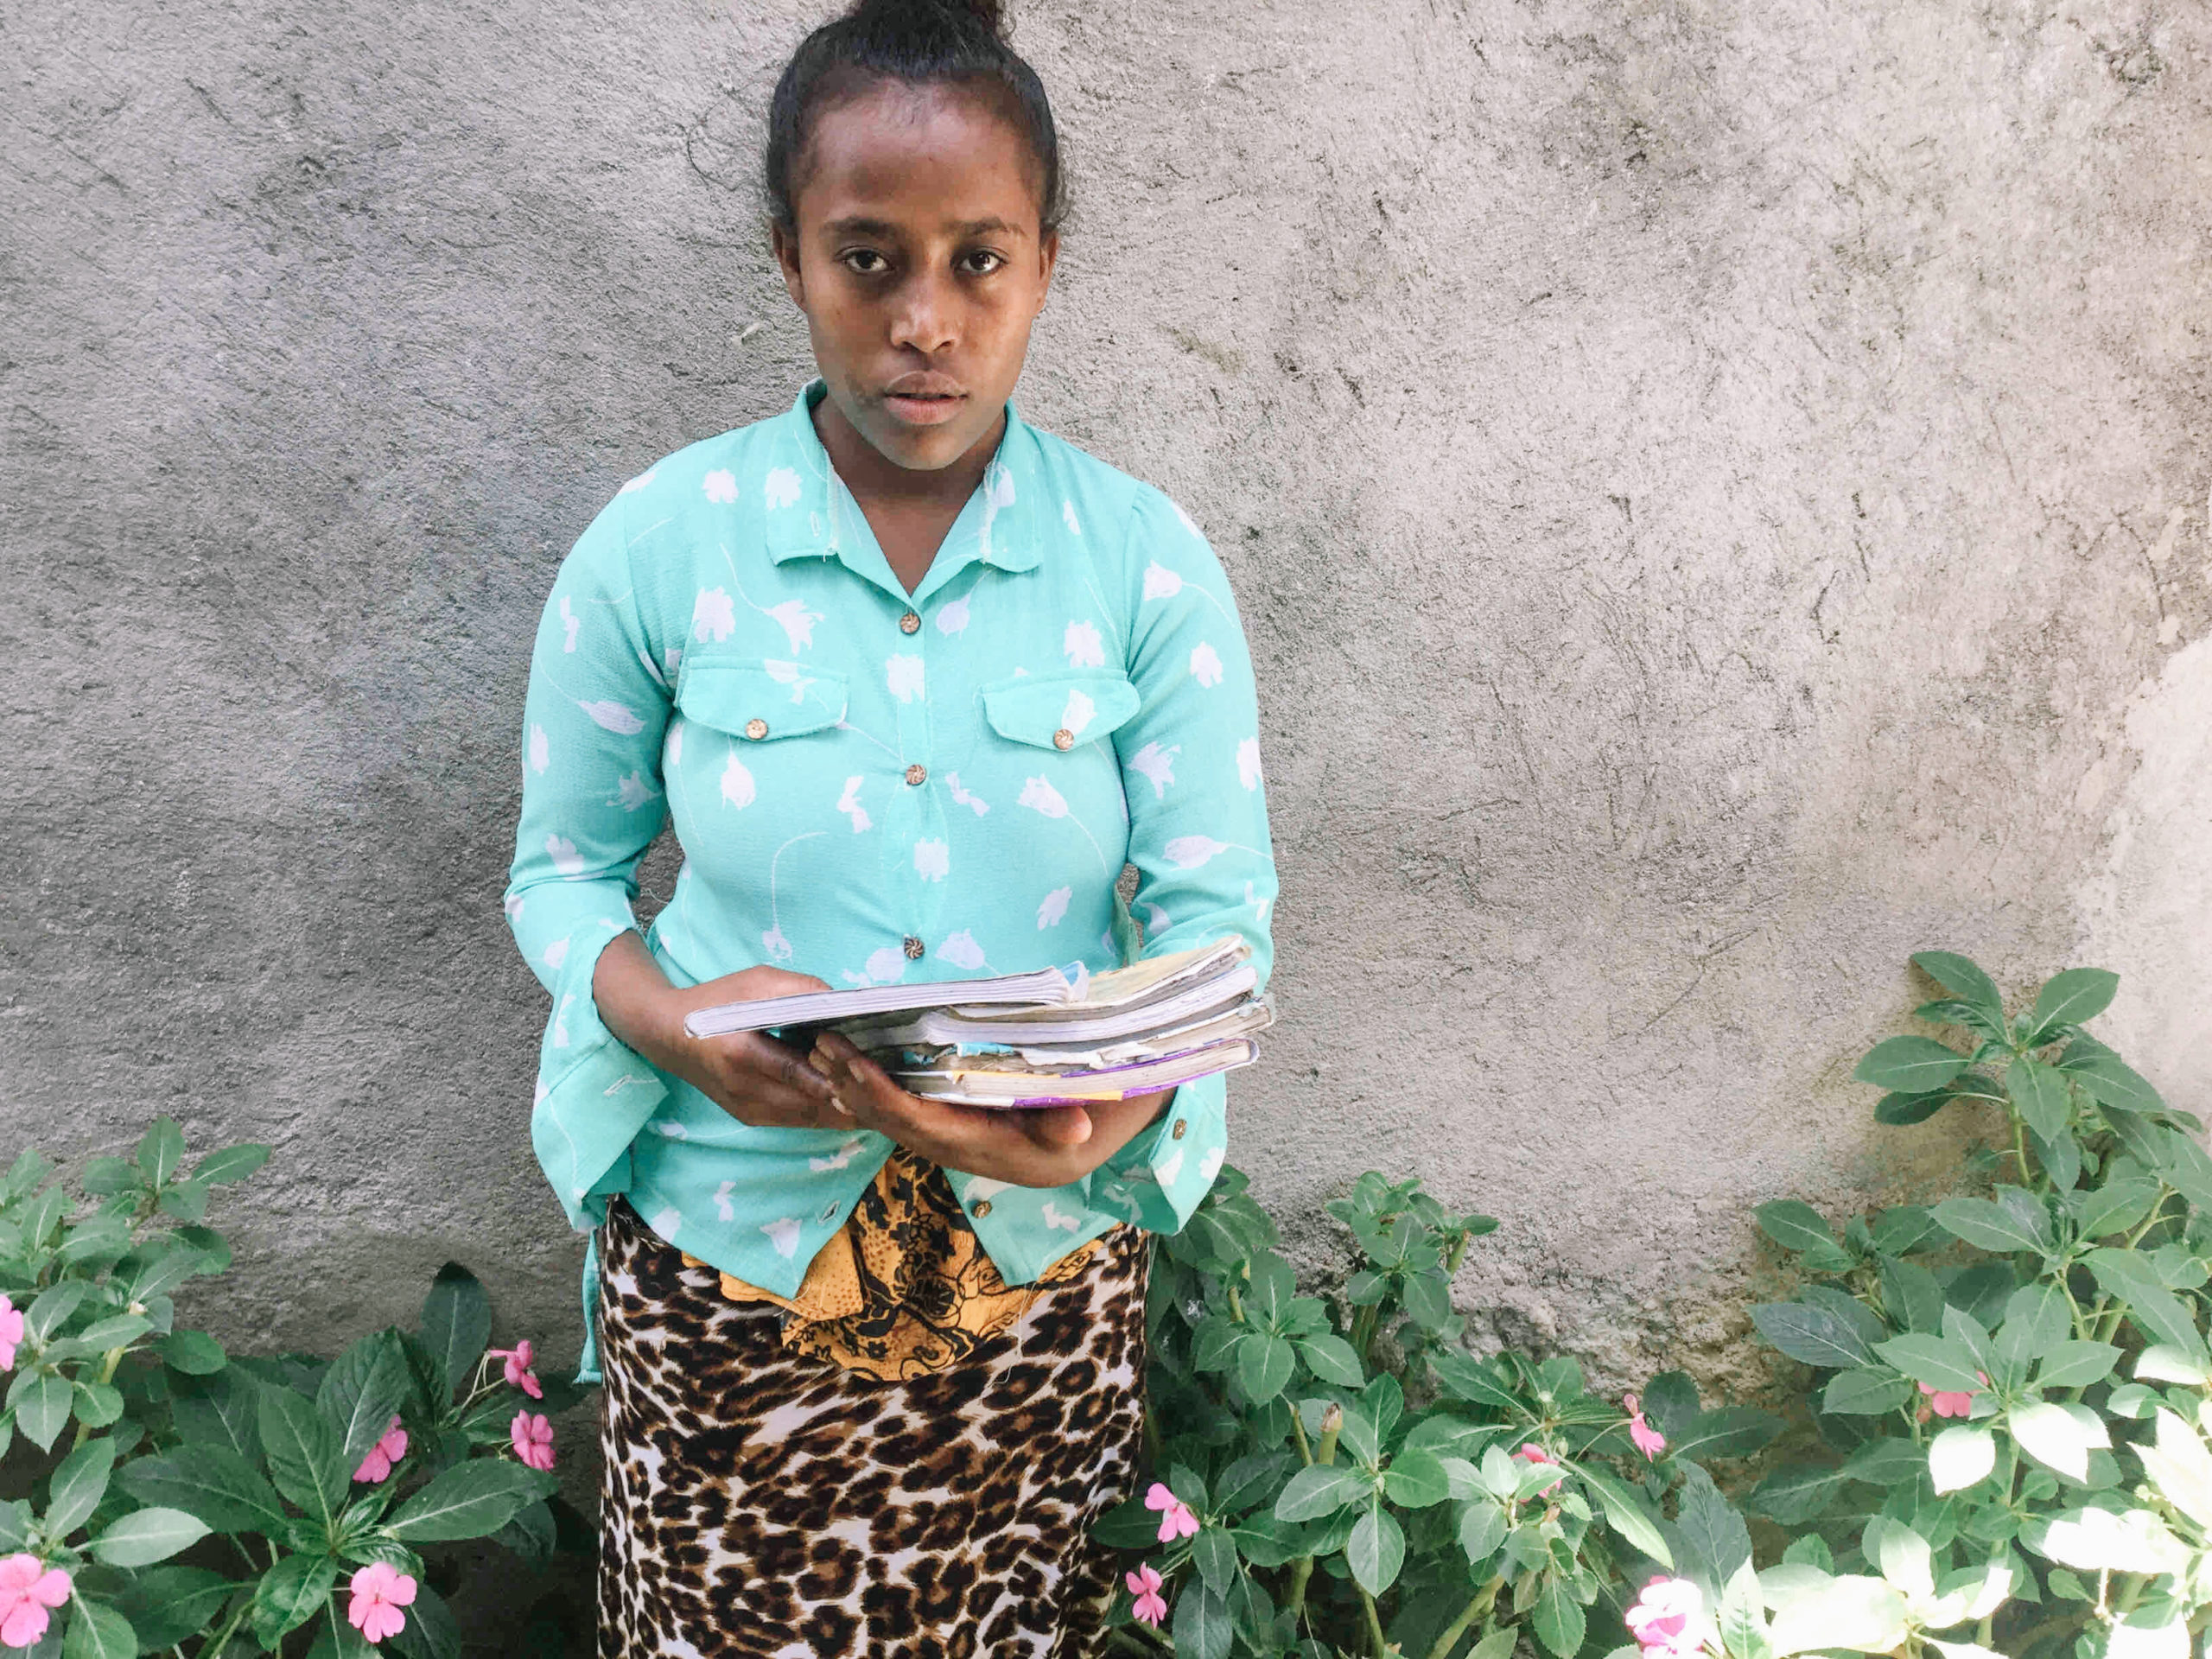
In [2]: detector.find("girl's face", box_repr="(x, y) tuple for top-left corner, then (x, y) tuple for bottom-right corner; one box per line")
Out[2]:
(775, 81), (1058, 475)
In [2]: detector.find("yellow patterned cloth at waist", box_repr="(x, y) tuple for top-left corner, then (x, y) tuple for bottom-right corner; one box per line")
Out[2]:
(681, 1144), (1104, 1382)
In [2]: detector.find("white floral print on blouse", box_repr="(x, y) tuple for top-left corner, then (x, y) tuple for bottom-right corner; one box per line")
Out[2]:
(505, 381), (1277, 1370)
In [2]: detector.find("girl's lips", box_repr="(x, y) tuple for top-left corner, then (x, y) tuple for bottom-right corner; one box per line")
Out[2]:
(882, 391), (966, 427)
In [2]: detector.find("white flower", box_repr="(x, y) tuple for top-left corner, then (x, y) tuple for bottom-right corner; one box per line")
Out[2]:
(1236, 736), (1263, 791)
(1061, 688), (1096, 737)
(913, 838), (950, 881)
(1062, 499), (1081, 536)
(1199, 1146), (1224, 1184)
(1128, 742), (1179, 799)
(761, 924), (793, 961)
(613, 771), (659, 810)
(1041, 1200), (1082, 1232)
(714, 1180), (736, 1222)
(542, 938), (569, 971)
(1157, 1147), (1185, 1186)
(692, 588), (736, 644)
(702, 469), (739, 505)
(1063, 620), (1106, 668)
(836, 776), (870, 832)
(559, 595), (580, 652)
(762, 1217), (802, 1257)
(650, 1206), (684, 1237)
(936, 594), (971, 635)
(766, 599), (821, 653)
(1143, 901), (1171, 935)
(721, 752), (756, 809)
(846, 945), (908, 987)
(1164, 835), (1228, 869)
(937, 930), (986, 969)
(810, 1137), (865, 1173)
(527, 725), (550, 774)
(617, 466), (658, 495)
(1018, 776), (1069, 818)
(1190, 642), (1224, 687)
(1037, 887), (1071, 928)
(944, 771), (989, 815)
(764, 658), (818, 702)
(764, 467), (802, 510)
(579, 700), (644, 735)
(545, 835), (586, 876)
(886, 653), (925, 702)
(1141, 562), (1184, 601)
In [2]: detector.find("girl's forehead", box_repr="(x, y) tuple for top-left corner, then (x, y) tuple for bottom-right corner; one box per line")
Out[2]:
(798, 81), (1044, 228)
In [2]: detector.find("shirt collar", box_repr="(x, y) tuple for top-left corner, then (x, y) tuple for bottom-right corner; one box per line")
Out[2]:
(763, 380), (1044, 601)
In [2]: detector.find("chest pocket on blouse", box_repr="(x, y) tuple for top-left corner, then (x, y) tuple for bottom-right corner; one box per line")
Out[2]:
(980, 671), (1141, 752)
(676, 658), (849, 740)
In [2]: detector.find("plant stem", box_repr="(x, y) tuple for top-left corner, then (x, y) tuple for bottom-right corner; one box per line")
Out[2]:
(1427, 1579), (1506, 1659)
(69, 1344), (128, 1451)
(1286, 1405), (1344, 1618)
(199, 1596), (251, 1658)
(1359, 1584), (1389, 1658)
(1290, 1408), (1313, 1465)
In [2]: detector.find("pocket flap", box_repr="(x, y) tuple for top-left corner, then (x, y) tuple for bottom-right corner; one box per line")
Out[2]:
(676, 658), (848, 740)
(981, 672), (1141, 750)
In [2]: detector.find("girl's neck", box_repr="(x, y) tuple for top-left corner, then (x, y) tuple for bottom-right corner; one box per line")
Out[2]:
(811, 393), (1007, 594)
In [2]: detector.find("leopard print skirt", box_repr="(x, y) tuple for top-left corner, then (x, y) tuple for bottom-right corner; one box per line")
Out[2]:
(594, 1195), (1149, 1658)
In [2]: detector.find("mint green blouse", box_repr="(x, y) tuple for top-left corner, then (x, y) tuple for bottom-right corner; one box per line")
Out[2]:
(504, 383), (1277, 1374)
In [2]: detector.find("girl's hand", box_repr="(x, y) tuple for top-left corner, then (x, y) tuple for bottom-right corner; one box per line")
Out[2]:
(593, 933), (844, 1128)
(807, 1031), (1171, 1188)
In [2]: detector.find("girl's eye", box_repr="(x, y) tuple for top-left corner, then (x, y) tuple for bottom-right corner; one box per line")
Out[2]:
(842, 250), (889, 275)
(959, 251), (1005, 276)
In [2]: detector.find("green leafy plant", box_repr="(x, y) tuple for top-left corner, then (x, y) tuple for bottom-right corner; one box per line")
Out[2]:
(0, 1122), (579, 1656)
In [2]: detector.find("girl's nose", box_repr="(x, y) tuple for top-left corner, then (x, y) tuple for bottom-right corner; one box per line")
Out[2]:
(889, 271), (958, 354)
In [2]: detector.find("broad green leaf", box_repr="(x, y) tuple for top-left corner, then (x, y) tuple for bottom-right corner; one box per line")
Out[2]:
(1912, 952), (2004, 1020)
(2011, 1402), (2091, 1480)
(1854, 1037), (1967, 1094)
(25, 1281), (90, 1341)
(2086, 1251), (2207, 1359)
(105, 1566), (238, 1649)
(91, 1505), (213, 1567)
(137, 1116), (187, 1187)
(1675, 1465), (1752, 1586)
(2134, 1410), (2212, 1529)
(2036, 1343), (2121, 1389)
(2106, 1608), (2189, 1659)
(2075, 1059), (2167, 1118)
(1871, 1205), (1941, 1255)
(72, 1381), (124, 1428)
(385, 1459), (558, 1541)
(1867, 1516), (1935, 1602)
(1929, 1427), (1996, 1495)
(1876, 1090), (1954, 1126)
(417, 1264), (492, 1400)
(1296, 1333), (1363, 1386)
(1467, 1632), (1516, 1659)
(193, 1143), (271, 1185)
(1880, 1257), (1946, 1334)
(317, 1331), (413, 1468)
(1432, 1351), (1522, 1412)
(1873, 1334), (1986, 1393)
(161, 1330), (227, 1376)
(252, 1553), (339, 1645)
(1458, 1499), (1507, 1564)
(2136, 1346), (2211, 1385)
(1755, 1201), (1836, 1255)
(386, 1583), (461, 1659)
(45, 1437), (117, 1538)
(1192, 1525), (1237, 1595)
(1751, 1464), (1851, 1525)
(1345, 1504), (1404, 1596)
(62, 1602), (137, 1659)
(119, 1443), (288, 1535)
(1532, 1574), (1586, 1657)
(1753, 1303), (1873, 1370)
(2031, 968), (2120, 1035)
(1930, 1193), (2055, 1257)
(2033, 1507), (2187, 1575)
(259, 1388), (349, 1535)
(11, 1371), (72, 1452)
(1236, 1333), (1294, 1403)
(2076, 1178), (2162, 1239)
(1841, 1436), (1931, 1487)
(1171, 1584), (1232, 1659)
(1769, 1574), (1910, 1656)
(1382, 1447), (1452, 1508)
(170, 1369), (261, 1460)
(2006, 1058), (2072, 1141)
(1574, 1459), (1671, 1565)
(1718, 1558), (1775, 1659)
(1823, 1369), (1912, 1415)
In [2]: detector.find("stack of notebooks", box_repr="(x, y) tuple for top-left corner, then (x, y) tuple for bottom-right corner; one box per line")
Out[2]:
(683, 938), (1270, 1108)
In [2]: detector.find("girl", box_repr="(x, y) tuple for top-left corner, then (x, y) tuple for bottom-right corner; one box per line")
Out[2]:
(503, 0), (1276, 1650)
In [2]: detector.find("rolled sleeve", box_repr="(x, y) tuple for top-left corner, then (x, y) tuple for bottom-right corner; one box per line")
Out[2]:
(503, 501), (674, 1227)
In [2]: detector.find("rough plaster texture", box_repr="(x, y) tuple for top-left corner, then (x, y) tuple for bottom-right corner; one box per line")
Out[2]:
(5, 0), (2209, 1491)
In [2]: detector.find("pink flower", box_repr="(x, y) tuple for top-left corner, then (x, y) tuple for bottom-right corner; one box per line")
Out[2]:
(1626, 1574), (1713, 1659)
(511, 1410), (556, 1471)
(353, 1414), (410, 1484)
(491, 1339), (543, 1400)
(1513, 1442), (1564, 1495)
(0, 1298), (22, 1374)
(0, 1554), (71, 1650)
(1143, 1481), (1198, 1543)
(346, 1561), (417, 1644)
(1624, 1393), (1667, 1459)
(1917, 1372), (1989, 1421)
(1126, 1563), (1169, 1626)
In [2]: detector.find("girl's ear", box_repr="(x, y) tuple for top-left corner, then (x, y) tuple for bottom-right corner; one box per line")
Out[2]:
(772, 222), (807, 308)
(1034, 227), (1059, 315)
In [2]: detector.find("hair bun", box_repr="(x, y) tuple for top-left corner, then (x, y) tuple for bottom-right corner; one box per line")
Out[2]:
(847, 0), (1007, 40)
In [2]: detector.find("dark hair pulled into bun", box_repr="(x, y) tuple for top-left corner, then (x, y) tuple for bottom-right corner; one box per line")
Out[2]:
(764, 0), (1065, 235)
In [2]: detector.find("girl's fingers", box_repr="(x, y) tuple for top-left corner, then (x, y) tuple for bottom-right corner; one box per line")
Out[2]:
(1020, 1105), (1094, 1149)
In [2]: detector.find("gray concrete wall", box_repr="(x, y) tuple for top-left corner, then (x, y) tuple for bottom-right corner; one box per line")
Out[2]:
(5, 0), (2207, 1421)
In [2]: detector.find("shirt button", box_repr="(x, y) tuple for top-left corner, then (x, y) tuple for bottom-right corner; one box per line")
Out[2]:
(744, 717), (768, 741)
(970, 1198), (993, 1218)
(903, 935), (925, 960)
(1052, 728), (1075, 750)
(899, 611), (921, 634)
(905, 763), (927, 787)
(1172, 1119), (1188, 1140)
